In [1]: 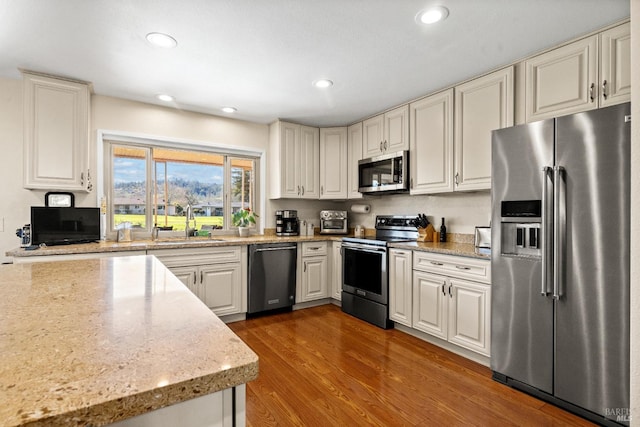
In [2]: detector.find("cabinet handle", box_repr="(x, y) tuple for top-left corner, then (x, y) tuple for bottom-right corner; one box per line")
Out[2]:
(86, 169), (93, 192)
(379, 141), (383, 152)
(455, 265), (471, 271)
(80, 172), (84, 186)
(454, 172), (459, 186)
(321, 185), (323, 195)
(430, 261), (444, 266)
(304, 261), (307, 272)
(441, 283), (446, 296)
(602, 80), (608, 100)
(448, 285), (453, 298)
(193, 272), (197, 282)
(589, 83), (595, 102)
(297, 185), (301, 196)
(200, 271), (203, 283)
(383, 140), (388, 150)
(410, 177), (413, 189)
(301, 186), (305, 196)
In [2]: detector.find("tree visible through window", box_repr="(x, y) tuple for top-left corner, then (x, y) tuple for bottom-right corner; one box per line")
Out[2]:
(109, 144), (256, 233)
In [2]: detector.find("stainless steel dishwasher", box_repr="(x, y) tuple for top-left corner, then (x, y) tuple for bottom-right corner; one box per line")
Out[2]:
(248, 243), (297, 314)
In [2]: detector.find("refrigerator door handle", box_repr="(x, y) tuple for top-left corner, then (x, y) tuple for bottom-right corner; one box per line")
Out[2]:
(553, 166), (565, 300)
(541, 166), (552, 296)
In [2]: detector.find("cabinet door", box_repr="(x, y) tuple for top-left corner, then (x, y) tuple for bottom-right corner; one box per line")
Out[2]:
(331, 242), (343, 300)
(409, 89), (454, 194)
(600, 22), (631, 108)
(23, 72), (90, 191)
(300, 256), (328, 301)
(525, 36), (598, 122)
(448, 278), (491, 356)
(200, 263), (243, 316)
(412, 271), (447, 339)
(280, 122), (300, 198)
(362, 114), (384, 158)
(454, 66), (513, 191)
(170, 266), (200, 298)
(299, 125), (320, 199)
(384, 105), (409, 153)
(347, 122), (363, 199)
(320, 127), (348, 199)
(388, 249), (412, 327)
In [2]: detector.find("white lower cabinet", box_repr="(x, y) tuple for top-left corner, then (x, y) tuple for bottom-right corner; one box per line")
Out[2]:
(297, 242), (329, 303)
(330, 241), (343, 300)
(389, 249), (492, 357)
(412, 251), (491, 356)
(388, 248), (413, 326)
(150, 246), (247, 317)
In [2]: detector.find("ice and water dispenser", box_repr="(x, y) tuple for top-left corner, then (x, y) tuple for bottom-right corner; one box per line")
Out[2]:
(500, 200), (542, 257)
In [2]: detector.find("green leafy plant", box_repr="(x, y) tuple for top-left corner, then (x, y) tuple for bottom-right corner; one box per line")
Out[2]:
(232, 208), (258, 227)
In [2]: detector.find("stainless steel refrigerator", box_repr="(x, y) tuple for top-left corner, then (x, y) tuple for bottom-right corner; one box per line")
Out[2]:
(490, 102), (630, 426)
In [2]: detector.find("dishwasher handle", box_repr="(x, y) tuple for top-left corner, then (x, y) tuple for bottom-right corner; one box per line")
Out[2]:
(254, 246), (297, 252)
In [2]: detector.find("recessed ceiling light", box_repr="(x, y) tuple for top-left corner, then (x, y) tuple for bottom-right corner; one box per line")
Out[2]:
(146, 32), (178, 48)
(313, 79), (333, 89)
(415, 6), (449, 25)
(221, 107), (237, 113)
(157, 94), (174, 102)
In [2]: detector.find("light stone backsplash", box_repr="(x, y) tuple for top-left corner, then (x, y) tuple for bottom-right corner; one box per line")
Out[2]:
(267, 191), (491, 236)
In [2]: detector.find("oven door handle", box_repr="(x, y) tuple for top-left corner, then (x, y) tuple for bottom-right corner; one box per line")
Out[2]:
(342, 243), (386, 254)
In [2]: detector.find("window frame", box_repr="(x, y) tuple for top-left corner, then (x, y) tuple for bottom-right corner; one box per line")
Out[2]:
(97, 130), (265, 240)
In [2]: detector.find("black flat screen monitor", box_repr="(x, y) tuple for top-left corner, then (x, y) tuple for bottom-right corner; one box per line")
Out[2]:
(31, 207), (100, 246)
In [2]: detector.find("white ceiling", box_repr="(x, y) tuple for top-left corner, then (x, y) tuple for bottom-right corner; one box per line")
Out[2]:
(0, 0), (630, 127)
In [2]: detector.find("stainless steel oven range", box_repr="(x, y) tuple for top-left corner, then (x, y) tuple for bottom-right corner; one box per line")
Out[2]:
(341, 215), (418, 329)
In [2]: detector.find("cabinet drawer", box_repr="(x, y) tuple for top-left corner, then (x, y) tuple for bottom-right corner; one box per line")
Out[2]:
(149, 246), (242, 267)
(301, 241), (328, 256)
(413, 251), (490, 284)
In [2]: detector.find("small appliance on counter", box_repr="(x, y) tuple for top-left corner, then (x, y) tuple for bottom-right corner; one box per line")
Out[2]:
(320, 210), (347, 235)
(275, 210), (299, 236)
(16, 225), (31, 247)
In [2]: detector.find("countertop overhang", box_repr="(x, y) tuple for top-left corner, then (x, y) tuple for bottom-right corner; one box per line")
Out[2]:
(0, 255), (259, 426)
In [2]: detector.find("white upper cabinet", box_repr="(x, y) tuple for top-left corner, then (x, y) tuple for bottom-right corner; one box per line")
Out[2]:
(454, 66), (514, 191)
(525, 22), (630, 122)
(525, 36), (598, 122)
(599, 22), (630, 108)
(362, 114), (384, 157)
(409, 89), (454, 195)
(319, 127), (348, 199)
(23, 72), (91, 192)
(269, 121), (319, 199)
(362, 105), (409, 158)
(347, 122), (363, 199)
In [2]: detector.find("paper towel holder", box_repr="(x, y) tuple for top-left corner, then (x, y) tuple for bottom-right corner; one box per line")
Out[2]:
(351, 204), (371, 214)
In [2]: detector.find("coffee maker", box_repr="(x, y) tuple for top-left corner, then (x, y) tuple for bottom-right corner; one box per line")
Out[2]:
(275, 210), (299, 236)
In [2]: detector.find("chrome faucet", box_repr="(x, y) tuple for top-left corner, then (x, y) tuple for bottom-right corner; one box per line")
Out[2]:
(185, 204), (196, 238)
(184, 203), (193, 239)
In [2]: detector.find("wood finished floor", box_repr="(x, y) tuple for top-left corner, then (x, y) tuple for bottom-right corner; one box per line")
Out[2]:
(229, 304), (595, 427)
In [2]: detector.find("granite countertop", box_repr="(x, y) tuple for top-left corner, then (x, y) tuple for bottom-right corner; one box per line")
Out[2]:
(6, 234), (342, 258)
(0, 255), (258, 426)
(389, 240), (491, 260)
(7, 233), (489, 260)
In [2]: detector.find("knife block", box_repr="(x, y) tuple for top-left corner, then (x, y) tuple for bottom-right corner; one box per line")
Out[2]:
(417, 224), (435, 242)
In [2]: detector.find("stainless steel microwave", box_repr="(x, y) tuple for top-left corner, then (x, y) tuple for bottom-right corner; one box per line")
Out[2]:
(358, 150), (409, 194)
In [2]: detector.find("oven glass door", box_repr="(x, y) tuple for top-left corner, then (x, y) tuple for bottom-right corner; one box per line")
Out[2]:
(342, 244), (387, 304)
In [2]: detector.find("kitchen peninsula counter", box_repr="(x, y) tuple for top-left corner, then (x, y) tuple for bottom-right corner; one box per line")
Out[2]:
(0, 255), (258, 426)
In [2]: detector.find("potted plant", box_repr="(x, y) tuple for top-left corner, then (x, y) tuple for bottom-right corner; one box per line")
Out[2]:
(232, 208), (258, 237)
